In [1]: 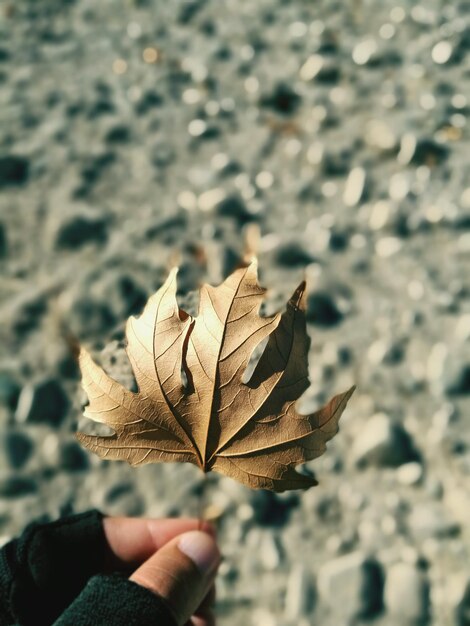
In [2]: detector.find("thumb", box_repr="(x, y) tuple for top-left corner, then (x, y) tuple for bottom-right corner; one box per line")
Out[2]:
(129, 530), (220, 626)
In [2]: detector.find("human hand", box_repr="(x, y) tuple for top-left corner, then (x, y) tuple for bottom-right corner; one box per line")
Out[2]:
(103, 516), (220, 626)
(0, 510), (220, 626)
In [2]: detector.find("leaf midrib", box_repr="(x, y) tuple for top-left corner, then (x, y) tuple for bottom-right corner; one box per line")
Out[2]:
(199, 268), (250, 467)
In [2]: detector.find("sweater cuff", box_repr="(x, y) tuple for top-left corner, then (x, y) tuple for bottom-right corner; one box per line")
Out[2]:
(53, 574), (177, 626)
(6, 509), (106, 625)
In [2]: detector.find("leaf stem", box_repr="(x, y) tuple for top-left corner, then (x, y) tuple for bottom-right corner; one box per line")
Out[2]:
(198, 471), (208, 531)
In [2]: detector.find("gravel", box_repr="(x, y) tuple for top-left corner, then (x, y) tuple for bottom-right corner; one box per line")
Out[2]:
(0, 1), (468, 624)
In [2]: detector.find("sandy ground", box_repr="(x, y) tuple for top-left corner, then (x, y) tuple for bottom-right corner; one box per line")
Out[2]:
(0, 0), (469, 624)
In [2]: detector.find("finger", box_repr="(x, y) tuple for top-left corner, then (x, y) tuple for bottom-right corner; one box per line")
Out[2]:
(103, 517), (216, 570)
(195, 585), (216, 615)
(130, 530), (220, 626)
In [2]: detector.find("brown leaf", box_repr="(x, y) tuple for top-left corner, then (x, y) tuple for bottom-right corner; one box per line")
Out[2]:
(77, 261), (355, 491)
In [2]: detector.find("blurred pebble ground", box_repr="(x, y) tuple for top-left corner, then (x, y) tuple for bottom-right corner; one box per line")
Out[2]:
(0, 0), (469, 624)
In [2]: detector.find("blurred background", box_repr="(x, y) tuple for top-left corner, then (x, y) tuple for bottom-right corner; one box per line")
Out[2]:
(0, 0), (469, 624)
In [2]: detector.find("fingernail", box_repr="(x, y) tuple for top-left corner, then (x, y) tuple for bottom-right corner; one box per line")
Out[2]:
(178, 531), (220, 575)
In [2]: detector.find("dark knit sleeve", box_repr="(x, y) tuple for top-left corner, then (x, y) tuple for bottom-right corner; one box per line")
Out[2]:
(0, 510), (106, 626)
(53, 574), (177, 626)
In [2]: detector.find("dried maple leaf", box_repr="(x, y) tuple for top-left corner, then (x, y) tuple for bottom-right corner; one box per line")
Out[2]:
(77, 261), (355, 491)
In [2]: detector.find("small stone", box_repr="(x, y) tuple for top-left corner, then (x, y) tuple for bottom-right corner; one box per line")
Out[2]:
(78, 152), (115, 192)
(255, 170), (274, 189)
(322, 148), (351, 177)
(127, 21), (142, 39)
(284, 564), (315, 619)
(352, 39), (378, 65)
(200, 503), (223, 524)
(0, 222), (7, 258)
(146, 214), (187, 240)
(103, 483), (145, 516)
(15, 379), (69, 426)
(425, 478), (444, 500)
(97, 274), (147, 319)
(445, 487), (470, 527)
(213, 155), (241, 177)
(384, 562), (430, 622)
(54, 212), (108, 250)
(0, 155), (30, 188)
(461, 188), (470, 210)
(198, 188), (226, 212)
(409, 504), (459, 539)
(343, 167), (366, 207)
(389, 173), (410, 200)
(396, 462), (423, 486)
(259, 83), (301, 116)
(375, 236), (402, 258)
(454, 576), (470, 626)
(428, 344), (470, 396)
(443, 362), (470, 396)
(4, 431), (33, 469)
(188, 119), (219, 140)
(215, 195), (255, 225)
(134, 89), (163, 115)
(455, 315), (470, 342)
(274, 242), (315, 267)
(397, 133), (418, 165)
(177, 190), (197, 212)
(178, 0), (203, 24)
(365, 120), (397, 152)
(307, 292), (343, 327)
(426, 342), (448, 384)
(0, 475), (37, 498)
(367, 339), (405, 366)
(236, 502), (254, 523)
(260, 534), (283, 571)
(299, 54), (339, 83)
(432, 41), (453, 64)
(104, 482), (134, 505)
(329, 228), (349, 252)
(59, 441), (90, 472)
(352, 413), (418, 468)
(151, 141), (175, 168)
(87, 97), (114, 119)
(105, 124), (131, 143)
(398, 133), (448, 166)
(66, 297), (116, 338)
(369, 201), (392, 231)
(318, 552), (383, 618)
(250, 490), (298, 527)
(11, 291), (48, 336)
(313, 493), (342, 523)
(0, 373), (20, 411)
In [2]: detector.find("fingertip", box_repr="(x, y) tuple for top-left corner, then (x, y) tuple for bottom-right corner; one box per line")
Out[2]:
(178, 531), (220, 575)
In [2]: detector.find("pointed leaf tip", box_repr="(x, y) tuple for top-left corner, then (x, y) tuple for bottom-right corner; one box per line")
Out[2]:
(242, 253), (258, 266)
(246, 255), (258, 271)
(289, 280), (307, 310)
(166, 266), (179, 287)
(345, 384), (356, 398)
